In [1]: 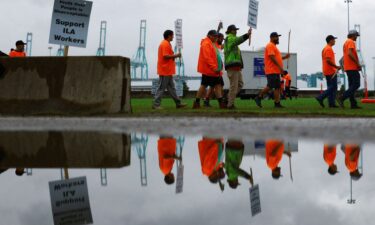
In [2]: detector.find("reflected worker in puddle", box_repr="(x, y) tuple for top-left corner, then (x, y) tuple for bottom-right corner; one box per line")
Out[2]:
(198, 137), (225, 184)
(324, 144), (338, 175)
(158, 136), (181, 185)
(225, 139), (253, 189)
(342, 144), (362, 180)
(266, 140), (291, 179)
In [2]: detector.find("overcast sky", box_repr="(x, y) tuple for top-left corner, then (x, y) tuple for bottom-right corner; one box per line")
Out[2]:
(1, 0), (374, 88)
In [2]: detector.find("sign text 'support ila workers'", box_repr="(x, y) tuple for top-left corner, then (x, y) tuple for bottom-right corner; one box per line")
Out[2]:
(49, 0), (93, 48)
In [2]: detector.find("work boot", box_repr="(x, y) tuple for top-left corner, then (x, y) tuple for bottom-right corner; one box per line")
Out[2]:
(204, 99), (211, 107)
(176, 103), (188, 109)
(315, 97), (325, 108)
(274, 102), (284, 108)
(192, 101), (200, 109)
(254, 96), (262, 108)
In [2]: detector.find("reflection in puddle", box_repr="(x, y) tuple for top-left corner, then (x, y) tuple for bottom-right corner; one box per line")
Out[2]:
(0, 132), (371, 225)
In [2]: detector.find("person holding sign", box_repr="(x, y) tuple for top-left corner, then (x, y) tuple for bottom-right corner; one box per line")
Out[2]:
(193, 30), (226, 109)
(9, 40), (27, 57)
(224, 25), (252, 109)
(158, 136), (181, 185)
(153, 30), (188, 110)
(254, 32), (290, 108)
(316, 35), (341, 108)
(338, 30), (362, 109)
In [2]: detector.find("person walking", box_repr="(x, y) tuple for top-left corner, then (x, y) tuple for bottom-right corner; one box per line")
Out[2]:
(316, 35), (341, 108)
(193, 30), (226, 109)
(338, 30), (362, 109)
(9, 40), (27, 57)
(153, 30), (187, 110)
(204, 32), (225, 107)
(224, 25), (252, 109)
(254, 32), (290, 108)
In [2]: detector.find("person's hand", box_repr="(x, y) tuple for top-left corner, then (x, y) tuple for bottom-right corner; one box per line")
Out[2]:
(175, 53), (182, 58)
(284, 53), (291, 59)
(336, 66), (342, 70)
(285, 151), (292, 157)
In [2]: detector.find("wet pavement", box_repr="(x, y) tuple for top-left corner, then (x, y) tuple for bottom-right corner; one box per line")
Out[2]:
(0, 127), (373, 225)
(0, 117), (375, 141)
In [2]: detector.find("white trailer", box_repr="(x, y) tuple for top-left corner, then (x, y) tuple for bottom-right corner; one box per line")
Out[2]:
(223, 50), (298, 98)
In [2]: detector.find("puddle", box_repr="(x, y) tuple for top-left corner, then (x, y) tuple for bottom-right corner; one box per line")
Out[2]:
(0, 130), (373, 225)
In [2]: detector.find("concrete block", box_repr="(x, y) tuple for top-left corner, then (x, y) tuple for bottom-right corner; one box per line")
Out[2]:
(0, 56), (131, 115)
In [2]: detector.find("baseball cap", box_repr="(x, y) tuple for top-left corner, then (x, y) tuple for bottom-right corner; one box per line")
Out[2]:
(207, 30), (218, 36)
(348, 30), (360, 36)
(15, 40), (27, 46)
(326, 35), (337, 43)
(270, 32), (282, 38)
(226, 25), (239, 34)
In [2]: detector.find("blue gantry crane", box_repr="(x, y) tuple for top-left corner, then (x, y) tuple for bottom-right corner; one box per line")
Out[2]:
(131, 20), (148, 80)
(25, 32), (33, 56)
(131, 133), (149, 186)
(97, 21), (107, 56)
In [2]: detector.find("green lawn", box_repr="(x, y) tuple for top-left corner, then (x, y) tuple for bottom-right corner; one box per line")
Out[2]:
(130, 97), (375, 117)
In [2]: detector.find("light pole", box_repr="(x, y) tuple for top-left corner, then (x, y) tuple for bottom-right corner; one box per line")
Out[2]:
(48, 46), (52, 56)
(345, 0), (353, 32)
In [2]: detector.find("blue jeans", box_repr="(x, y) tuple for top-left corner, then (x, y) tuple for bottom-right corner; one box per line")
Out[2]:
(343, 70), (361, 107)
(317, 75), (337, 107)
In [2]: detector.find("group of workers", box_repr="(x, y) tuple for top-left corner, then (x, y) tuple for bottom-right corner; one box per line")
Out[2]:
(153, 23), (363, 110)
(158, 136), (363, 190)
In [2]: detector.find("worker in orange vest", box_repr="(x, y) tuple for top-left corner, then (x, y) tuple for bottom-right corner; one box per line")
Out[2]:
(343, 144), (362, 180)
(282, 71), (292, 100)
(193, 30), (226, 109)
(204, 32), (225, 107)
(265, 139), (291, 179)
(198, 137), (225, 183)
(9, 40), (27, 57)
(323, 144), (338, 175)
(158, 136), (181, 185)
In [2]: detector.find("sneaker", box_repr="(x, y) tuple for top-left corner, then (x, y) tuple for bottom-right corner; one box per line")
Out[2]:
(315, 97), (325, 108)
(192, 101), (200, 109)
(254, 96), (262, 108)
(274, 102), (284, 108)
(351, 105), (362, 109)
(152, 105), (163, 110)
(176, 103), (188, 109)
(337, 97), (345, 108)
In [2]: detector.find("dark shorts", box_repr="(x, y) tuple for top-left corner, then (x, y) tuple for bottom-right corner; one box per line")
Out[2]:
(266, 74), (281, 89)
(201, 75), (223, 88)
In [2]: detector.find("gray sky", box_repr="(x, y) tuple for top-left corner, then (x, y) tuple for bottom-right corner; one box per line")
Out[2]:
(1, 0), (374, 88)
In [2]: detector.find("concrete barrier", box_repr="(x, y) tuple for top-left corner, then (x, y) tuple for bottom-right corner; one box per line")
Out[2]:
(0, 56), (131, 115)
(0, 132), (131, 168)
